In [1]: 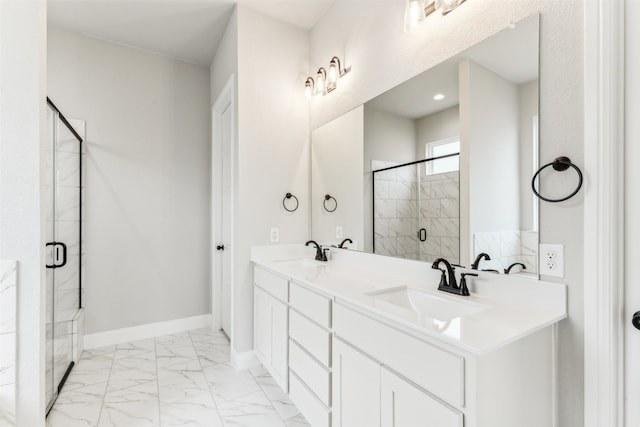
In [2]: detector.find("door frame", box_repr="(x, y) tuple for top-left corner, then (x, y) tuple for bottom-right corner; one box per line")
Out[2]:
(583, 1), (625, 425)
(211, 74), (236, 340)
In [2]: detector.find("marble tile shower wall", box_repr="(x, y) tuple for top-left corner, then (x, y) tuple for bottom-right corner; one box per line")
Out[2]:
(373, 162), (460, 263)
(0, 261), (17, 425)
(419, 171), (460, 264)
(373, 161), (419, 259)
(473, 230), (538, 273)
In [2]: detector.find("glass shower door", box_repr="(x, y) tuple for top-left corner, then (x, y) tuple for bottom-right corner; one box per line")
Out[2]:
(45, 99), (82, 414)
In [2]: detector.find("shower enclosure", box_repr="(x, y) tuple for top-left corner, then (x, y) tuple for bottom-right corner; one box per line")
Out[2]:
(45, 98), (83, 413)
(372, 153), (460, 263)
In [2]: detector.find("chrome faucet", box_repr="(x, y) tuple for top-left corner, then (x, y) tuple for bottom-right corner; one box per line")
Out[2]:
(504, 262), (526, 274)
(471, 252), (491, 270)
(305, 240), (327, 262)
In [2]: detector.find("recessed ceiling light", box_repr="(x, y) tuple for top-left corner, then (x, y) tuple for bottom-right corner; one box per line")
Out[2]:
(433, 93), (445, 100)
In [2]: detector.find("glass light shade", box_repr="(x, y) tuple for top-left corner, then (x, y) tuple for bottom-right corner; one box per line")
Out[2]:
(404, 0), (426, 33)
(435, 0), (463, 14)
(328, 61), (339, 84)
(305, 78), (314, 98)
(316, 69), (326, 93)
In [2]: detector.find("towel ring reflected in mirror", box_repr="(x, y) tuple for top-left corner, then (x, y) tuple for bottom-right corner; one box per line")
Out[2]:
(323, 194), (337, 212)
(283, 192), (299, 212)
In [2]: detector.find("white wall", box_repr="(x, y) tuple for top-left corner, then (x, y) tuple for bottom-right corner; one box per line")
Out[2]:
(363, 106), (416, 252)
(231, 6), (310, 353)
(518, 80), (538, 230)
(47, 27), (212, 334)
(313, 106), (364, 247)
(460, 59), (519, 264)
(211, 8), (238, 104)
(0, 1), (47, 425)
(309, 2), (584, 425)
(415, 106), (459, 159)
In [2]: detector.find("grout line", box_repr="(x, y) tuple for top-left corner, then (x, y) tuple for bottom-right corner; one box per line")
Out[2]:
(154, 336), (162, 427)
(95, 345), (117, 425)
(191, 328), (226, 427)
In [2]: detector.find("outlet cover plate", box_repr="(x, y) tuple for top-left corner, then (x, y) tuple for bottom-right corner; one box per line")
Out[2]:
(336, 226), (343, 239)
(270, 227), (279, 243)
(539, 243), (564, 278)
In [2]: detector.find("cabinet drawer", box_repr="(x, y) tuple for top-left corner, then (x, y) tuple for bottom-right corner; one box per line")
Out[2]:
(289, 371), (331, 427)
(333, 303), (464, 407)
(290, 309), (331, 367)
(290, 339), (331, 406)
(290, 282), (332, 328)
(254, 266), (288, 303)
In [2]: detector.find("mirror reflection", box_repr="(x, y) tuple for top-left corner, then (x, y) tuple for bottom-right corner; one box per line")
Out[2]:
(311, 14), (539, 278)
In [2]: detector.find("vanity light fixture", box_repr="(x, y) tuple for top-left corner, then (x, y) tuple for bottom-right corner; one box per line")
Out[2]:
(404, 0), (466, 32)
(433, 93), (445, 100)
(305, 77), (315, 99)
(316, 68), (327, 94)
(304, 57), (351, 97)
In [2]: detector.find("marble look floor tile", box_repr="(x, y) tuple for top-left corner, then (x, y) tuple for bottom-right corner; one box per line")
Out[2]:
(156, 341), (198, 360)
(97, 400), (160, 427)
(218, 390), (285, 427)
(204, 363), (261, 405)
(103, 380), (158, 403)
(158, 367), (210, 405)
(116, 339), (155, 352)
(55, 382), (108, 404)
(159, 393), (222, 427)
(46, 401), (102, 427)
(284, 414), (311, 427)
(193, 339), (230, 367)
(253, 372), (299, 420)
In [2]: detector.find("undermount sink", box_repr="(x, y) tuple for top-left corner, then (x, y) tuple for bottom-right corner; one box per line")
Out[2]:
(367, 286), (488, 321)
(272, 258), (325, 269)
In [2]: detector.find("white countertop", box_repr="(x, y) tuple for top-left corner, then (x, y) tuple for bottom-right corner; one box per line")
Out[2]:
(251, 244), (567, 356)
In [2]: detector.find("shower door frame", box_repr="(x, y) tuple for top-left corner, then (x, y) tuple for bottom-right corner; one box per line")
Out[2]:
(371, 152), (460, 257)
(45, 97), (83, 415)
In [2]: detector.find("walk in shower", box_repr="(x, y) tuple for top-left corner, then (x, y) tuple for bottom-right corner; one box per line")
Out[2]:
(372, 153), (460, 263)
(45, 98), (84, 413)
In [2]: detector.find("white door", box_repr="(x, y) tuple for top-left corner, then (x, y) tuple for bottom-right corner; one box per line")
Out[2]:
(212, 76), (234, 339)
(220, 102), (232, 337)
(625, 2), (640, 425)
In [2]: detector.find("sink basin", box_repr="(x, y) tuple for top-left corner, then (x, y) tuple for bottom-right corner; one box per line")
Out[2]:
(367, 286), (487, 321)
(272, 258), (325, 269)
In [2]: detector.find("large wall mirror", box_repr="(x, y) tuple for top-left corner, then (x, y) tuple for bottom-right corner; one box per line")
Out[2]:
(311, 14), (539, 279)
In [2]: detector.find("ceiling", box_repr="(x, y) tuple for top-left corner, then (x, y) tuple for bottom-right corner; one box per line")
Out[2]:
(48, 0), (336, 66)
(366, 15), (539, 119)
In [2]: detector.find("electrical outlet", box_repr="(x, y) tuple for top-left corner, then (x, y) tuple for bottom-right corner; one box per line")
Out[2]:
(270, 227), (279, 243)
(539, 243), (564, 278)
(336, 226), (343, 239)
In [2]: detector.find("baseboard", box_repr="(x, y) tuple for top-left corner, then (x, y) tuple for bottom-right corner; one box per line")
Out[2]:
(84, 314), (212, 349)
(231, 348), (260, 371)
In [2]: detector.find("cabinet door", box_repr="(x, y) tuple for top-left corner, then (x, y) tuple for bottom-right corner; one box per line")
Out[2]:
(380, 367), (462, 427)
(270, 297), (288, 391)
(332, 338), (381, 427)
(254, 286), (271, 366)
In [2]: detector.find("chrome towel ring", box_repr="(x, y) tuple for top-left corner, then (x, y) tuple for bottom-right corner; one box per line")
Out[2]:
(531, 156), (583, 203)
(283, 192), (299, 212)
(323, 194), (337, 212)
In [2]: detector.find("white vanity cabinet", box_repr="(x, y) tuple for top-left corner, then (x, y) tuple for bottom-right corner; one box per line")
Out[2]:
(288, 281), (333, 427)
(251, 253), (563, 427)
(332, 338), (381, 427)
(253, 266), (289, 391)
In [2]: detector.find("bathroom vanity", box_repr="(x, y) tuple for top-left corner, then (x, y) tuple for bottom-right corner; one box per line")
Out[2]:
(251, 244), (566, 427)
